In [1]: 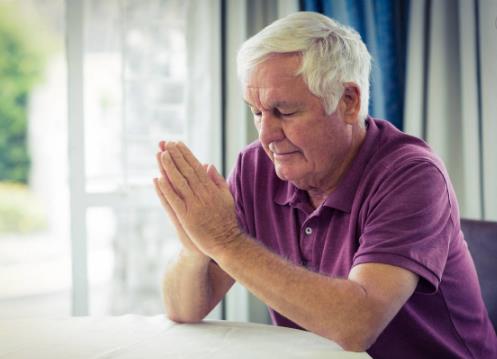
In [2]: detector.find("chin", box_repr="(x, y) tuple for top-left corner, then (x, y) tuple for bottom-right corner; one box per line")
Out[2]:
(275, 168), (304, 187)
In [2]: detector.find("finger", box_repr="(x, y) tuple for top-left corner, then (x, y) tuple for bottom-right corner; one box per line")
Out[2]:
(203, 163), (221, 186)
(159, 151), (193, 202)
(207, 164), (228, 189)
(153, 178), (183, 229)
(153, 177), (177, 219)
(176, 142), (206, 173)
(202, 163), (214, 183)
(156, 174), (186, 216)
(156, 139), (169, 176)
(156, 151), (167, 177)
(155, 178), (206, 256)
(176, 142), (213, 188)
(165, 143), (202, 188)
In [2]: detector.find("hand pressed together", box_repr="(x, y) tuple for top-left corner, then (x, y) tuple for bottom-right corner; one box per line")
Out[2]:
(153, 141), (243, 259)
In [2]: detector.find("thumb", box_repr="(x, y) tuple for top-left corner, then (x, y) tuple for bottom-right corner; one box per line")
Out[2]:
(206, 164), (227, 188)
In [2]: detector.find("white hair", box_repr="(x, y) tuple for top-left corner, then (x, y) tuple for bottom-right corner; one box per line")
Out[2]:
(237, 12), (372, 122)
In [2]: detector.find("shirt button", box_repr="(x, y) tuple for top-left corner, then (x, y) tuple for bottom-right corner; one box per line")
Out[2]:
(304, 227), (312, 235)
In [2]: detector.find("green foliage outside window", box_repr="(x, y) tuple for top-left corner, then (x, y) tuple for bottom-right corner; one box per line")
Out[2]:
(0, 182), (46, 234)
(0, 2), (47, 183)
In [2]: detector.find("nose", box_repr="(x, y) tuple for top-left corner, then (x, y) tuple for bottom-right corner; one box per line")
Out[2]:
(258, 112), (284, 146)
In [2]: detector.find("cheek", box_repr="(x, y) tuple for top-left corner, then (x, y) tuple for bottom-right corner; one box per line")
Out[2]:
(301, 131), (336, 164)
(291, 130), (321, 156)
(283, 125), (308, 148)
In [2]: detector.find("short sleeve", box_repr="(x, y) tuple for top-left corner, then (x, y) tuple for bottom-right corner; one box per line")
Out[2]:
(353, 160), (455, 294)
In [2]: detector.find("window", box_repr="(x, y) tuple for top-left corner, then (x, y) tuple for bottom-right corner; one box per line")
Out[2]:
(0, 0), (70, 318)
(69, 0), (222, 316)
(0, 0), (222, 318)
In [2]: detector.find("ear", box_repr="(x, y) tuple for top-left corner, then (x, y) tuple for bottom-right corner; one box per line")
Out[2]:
(338, 83), (361, 125)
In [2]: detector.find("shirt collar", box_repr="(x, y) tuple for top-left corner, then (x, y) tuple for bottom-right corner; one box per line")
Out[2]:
(273, 117), (379, 213)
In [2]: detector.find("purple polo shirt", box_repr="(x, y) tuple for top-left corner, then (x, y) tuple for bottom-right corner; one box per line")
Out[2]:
(228, 118), (497, 358)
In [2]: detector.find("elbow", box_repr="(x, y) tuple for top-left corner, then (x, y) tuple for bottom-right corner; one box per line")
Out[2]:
(329, 326), (379, 352)
(328, 304), (384, 352)
(164, 302), (205, 324)
(336, 334), (376, 352)
(165, 310), (204, 324)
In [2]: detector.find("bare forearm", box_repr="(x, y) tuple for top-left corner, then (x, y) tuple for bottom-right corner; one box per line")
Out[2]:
(215, 235), (378, 350)
(162, 251), (214, 323)
(163, 247), (235, 323)
(154, 141), (417, 351)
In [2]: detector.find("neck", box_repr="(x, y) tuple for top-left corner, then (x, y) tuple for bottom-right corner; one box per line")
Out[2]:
(307, 123), (366, 209)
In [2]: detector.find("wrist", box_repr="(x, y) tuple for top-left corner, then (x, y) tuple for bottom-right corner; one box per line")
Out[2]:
(212, 230), (246, 265)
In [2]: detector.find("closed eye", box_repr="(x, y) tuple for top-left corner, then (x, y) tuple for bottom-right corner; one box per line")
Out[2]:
(276, 109), (297, 117)
(248, 105), (262, 117)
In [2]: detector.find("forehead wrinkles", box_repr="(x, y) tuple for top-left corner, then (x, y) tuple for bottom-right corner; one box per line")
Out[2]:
(245, 59), (301, 109)
(245, 86), (263, 109)
(246, 86), (286, 110)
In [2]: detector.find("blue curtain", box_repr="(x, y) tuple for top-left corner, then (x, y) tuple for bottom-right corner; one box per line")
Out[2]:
(300, 0), (409, 130)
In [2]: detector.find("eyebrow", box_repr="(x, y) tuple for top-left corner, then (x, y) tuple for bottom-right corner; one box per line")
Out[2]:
(243, 100), (303, 109)
(243, 100), (253, 107)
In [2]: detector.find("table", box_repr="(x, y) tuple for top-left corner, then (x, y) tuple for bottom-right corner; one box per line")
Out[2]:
(0, 315), (371, 358)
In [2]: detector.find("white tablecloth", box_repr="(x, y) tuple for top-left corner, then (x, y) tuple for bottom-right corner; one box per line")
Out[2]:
(0, 315), (371, 358)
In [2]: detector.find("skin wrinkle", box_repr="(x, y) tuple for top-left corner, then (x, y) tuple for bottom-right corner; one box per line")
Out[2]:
(243, 54), (365, 208)
(156, 52), (419, 352)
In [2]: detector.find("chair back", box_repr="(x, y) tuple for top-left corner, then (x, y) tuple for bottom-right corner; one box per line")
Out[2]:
(460, 218), (497, 331)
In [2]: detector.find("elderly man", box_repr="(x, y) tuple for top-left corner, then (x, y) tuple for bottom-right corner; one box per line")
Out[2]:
(153, 12), (497, 358)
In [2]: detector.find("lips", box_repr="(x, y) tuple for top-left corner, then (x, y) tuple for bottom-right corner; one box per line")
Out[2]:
(272, 151), (300, 160)
(273, 151), (298, 156)
(268, 143), (300, 159)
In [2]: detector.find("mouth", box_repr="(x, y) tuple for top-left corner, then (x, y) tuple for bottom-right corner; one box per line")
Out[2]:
(272, 151), (299, 160)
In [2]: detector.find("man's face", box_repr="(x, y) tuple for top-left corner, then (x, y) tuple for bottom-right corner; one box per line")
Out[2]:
(243, 54), (357, 192)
